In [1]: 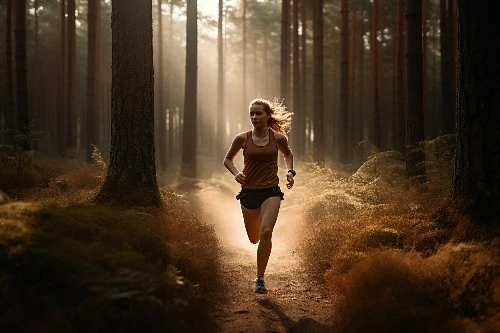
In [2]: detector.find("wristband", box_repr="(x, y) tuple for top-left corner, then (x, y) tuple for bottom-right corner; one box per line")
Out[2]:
(287, 169), (296, 177)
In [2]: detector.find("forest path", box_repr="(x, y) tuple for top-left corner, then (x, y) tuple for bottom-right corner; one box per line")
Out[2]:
(188, 175), (334, 332)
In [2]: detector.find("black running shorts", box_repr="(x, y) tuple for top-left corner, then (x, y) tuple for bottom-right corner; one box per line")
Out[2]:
(236, 186), (284, 210)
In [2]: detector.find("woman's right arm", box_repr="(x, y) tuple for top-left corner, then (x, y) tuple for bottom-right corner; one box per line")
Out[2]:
(223, 134), (246, 184)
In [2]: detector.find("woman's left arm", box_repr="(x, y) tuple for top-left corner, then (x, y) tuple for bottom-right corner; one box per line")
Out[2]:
(276, 133), (295, 189)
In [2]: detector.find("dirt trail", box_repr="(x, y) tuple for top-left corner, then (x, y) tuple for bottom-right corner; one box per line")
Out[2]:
(192, 177), (334, 332)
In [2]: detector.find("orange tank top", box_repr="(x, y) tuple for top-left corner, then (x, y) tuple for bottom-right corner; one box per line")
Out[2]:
(242, 129), (279, 189)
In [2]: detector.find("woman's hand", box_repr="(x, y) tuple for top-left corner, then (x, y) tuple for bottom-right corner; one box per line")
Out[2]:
(235, 171), (246, 184)
(286, 172), (294, 189)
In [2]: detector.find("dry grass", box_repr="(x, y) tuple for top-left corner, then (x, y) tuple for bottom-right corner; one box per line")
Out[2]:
(298, 137), (499, 332)
(0, 158), (223, 332)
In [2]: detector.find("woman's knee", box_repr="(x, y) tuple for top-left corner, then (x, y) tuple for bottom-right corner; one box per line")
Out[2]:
(260, 227), (273, 241)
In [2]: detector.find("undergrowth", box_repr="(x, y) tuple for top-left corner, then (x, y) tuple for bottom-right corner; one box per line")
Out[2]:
(298, 136), (499, 332)
(0, 153), (223, 331)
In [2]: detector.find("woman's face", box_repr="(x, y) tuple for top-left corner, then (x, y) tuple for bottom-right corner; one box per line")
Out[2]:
(249, 104), (270, 129)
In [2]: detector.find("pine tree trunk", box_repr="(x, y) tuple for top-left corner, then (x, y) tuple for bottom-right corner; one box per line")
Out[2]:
(58, 0), (66, 154)
(422, 0), (428, 138)
(217, 0), (225, 161)
(180, 0), (198, 178)
(440, 0), (453, 134)
(5, 0), (14, 137)
(393, 0), (405, 153)
(32, 0), (40, 140)
(313, 0), (324, 163)
(292, 0), (300, 154)
(167, 1), (174, 161)
(453, 0), (500, 225)
(339, 0), (349, 163)
(349, 8), (356, 151)
(86, 0), (100, 162)
(15, 0), (29, 149)
(448, 0), (457, 127)
(299, 0), (307, 157)
(96, 0), (160, 206)
(370, 0), (381, 148)
(242, 0), (247, 118)
(157, 0), (167, 170)
(357, 9), (365, 149)
(66, 0), (76, 150)
(281, 0), (290, 102)
(405, 0), (426, 181)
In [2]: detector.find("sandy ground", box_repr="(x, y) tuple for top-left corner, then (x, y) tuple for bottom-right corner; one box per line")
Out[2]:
(191, 175), (334, 332)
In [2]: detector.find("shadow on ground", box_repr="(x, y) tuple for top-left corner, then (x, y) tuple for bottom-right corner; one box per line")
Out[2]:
(258, 299), (333, 332)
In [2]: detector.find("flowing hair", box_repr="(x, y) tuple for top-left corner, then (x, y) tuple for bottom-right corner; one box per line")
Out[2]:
(249, 97), (293, 136)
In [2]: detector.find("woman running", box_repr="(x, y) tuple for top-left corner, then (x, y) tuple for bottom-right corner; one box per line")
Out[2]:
(223, 97), (295, 293)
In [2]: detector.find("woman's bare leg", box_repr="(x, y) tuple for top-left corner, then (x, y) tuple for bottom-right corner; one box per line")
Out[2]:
(257, 196), (281, 277)
(241, 205), (260, 244)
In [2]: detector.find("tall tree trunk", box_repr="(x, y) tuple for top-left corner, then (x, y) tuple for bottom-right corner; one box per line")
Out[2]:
(58, 0), (66, 154)
(292, 0), (300, 153)
(440, 0), (453, 134)
(242, 0), (247, 118)
(312, 0), (324, 163)
(96, 0), (160, 206)
(167, 1), (174, 161)
(86, 0), (100, 162)
(448, 0), (457, 129)
(357, 9), (365, 149)
(339, 0), (350, 163)
(66, 0), (76, 149)
(299, 0), (307, 157)
(431, 17), (438, 138)
(217, 0), (225, 159)
(263, 32), (269, 96)
(157, 0), (167, 170)
(370, 0), (381, 148)
(393, 0), (405, 153)
(14, 0), (29, 149)
(32, 0), (40, 139)
(453, 0), (500, 227)
(405, 0), (426, 181)
(281, 0), (290, 102)
(180, 0), (198, 178)
(349, 8), (356, 151)
(5, 0), (14, 138)
(422, 0), (428, 138)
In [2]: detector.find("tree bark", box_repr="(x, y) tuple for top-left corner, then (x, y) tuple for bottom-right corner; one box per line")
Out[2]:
(440, 0), (454, 134)
(96, 0), (160, 206)
(299, 0), (307, 157)
(157, 0), (167, 171)
(14, 0), (29, 149)
(217, 0), (225, 161)
(242, 0), (247, 116)
(180, 0), (198, 178)
(281, 0), (290, 102)
(453, 0), (500, 225)
(5, 0), (15, 137)
(86, 0), (100, 162)
(393, 0), (405, 153)
(167, 1), (174, 160)
(405, 0), (426, 181)
(292, 0), (300, 154)
(370, 0), (381, 148)
(339, 0), (350, 163)
(66, 0), (76, 149)
(312, 0), (324, 163)
(57, 0), (66, 154)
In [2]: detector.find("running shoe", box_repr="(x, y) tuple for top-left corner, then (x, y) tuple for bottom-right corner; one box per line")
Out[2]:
(254, 277), (268, 294)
